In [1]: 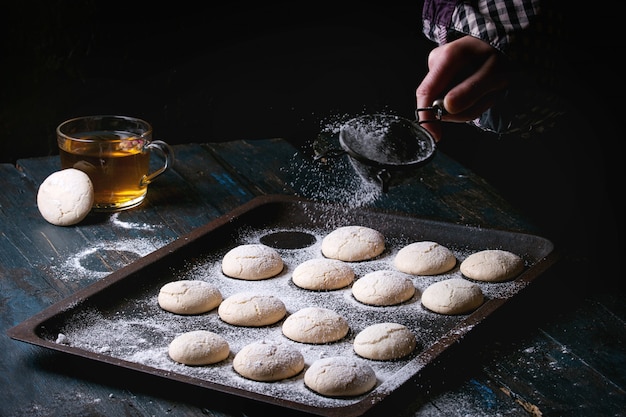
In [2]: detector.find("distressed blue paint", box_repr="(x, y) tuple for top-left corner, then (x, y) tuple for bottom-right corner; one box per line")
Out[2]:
(470, 378), (498, 409)
(210, 172), (248, 196)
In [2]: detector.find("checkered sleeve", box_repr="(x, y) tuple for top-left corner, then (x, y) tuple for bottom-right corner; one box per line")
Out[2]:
(422, 0), (540, 55)
(451, 0), (540, 54)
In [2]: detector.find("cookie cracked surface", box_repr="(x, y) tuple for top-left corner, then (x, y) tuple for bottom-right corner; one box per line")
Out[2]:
(221, 244), (284, 280)
(321, 226), (385, 262)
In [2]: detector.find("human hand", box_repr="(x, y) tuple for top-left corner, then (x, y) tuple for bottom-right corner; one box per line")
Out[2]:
(416, 35), (511, 141)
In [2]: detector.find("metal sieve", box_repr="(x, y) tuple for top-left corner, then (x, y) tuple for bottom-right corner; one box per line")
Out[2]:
(314, 103), (444, 192)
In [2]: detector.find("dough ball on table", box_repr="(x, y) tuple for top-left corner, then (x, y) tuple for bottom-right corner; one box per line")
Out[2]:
(460, 249), (524, 282)
(421, 278), (484, 315)
(352, 270), (416, 306)
(304, 356), (377, 397)
(168, 330), (230, 365)
(282, 307), (349, 344)
(158, 280), (222, 315)
(218, 292), (286, 326)
(394, 241), (456, 275)
(221, 244), (284, 280)
(292, 258), (355, 290)
(233, 340), (304, 381)
(321, 226), (385, 261)
(353, 322), (417, 360)
(37, 168), (94, 226)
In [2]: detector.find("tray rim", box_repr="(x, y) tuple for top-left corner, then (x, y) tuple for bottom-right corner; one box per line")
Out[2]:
(7, 194), (561, 417)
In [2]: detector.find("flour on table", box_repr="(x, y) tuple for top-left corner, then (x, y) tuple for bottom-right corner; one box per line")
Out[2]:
(50, 237), (168, 281)
(110, 213), (158, 231)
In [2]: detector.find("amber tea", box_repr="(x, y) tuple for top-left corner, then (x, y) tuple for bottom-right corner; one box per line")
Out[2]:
(57, 116), (172, 211)
(59, 131), (151, 209)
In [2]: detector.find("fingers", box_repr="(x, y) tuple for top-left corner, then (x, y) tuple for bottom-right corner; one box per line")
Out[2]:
(415, 47), (456, 141)
(445, 92), (499, 121)
(443, 53), (510, 117)
(415, 36), (510, 140)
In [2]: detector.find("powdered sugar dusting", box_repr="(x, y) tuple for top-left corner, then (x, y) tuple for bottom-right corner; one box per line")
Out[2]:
(47, 221), (533, 412)
(51, 237), (168, 281)
(286, 115), (384, 209)
(286, 112), (435, 209)
(288, 152), (383, 209)
(110, 212), (159, 230)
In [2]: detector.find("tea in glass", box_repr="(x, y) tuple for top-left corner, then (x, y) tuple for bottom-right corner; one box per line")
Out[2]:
(57, 116), (172, 211)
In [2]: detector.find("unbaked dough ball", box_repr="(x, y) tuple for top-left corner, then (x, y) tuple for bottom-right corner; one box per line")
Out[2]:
(292, 258), (355, 290)
(282, 307), (349, 344)
(394, 241), (456, 275)
(304, 356), (377, 397)
(168, 330), (230, 365)
(321, 225), (385, 262)
(460, 249), (524, 282)
(351, 270), (416, 306)
(233, 340), (304, 381)
(218, 292), (286, 326)
(421, 278), (484, 315)
(37, 168), (94, 226)
(353, 322), (417, 360)
(158, 280), (222, 315)
(221, 244), (284, 280)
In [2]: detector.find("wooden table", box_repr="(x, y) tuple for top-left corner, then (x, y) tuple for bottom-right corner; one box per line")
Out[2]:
(1, 138), (624, 416)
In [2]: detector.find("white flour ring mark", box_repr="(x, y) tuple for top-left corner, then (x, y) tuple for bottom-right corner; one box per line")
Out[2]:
(53, 237), (168, 281)
(110, 213), (158, 231)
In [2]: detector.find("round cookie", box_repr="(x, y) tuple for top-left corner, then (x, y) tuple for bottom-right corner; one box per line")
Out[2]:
(460, 249), (524, 282)
(421, 278), (484, 315)
(158, 280), (222, 315)
(168, 330), (230, 365)
(304, 356), (377, 397)
(351, 270), (416, 306)
(37, 168), (94, 226)
(353, 322), (417, 360)
(321, 225), (385, 262)
(282, 307), (349, 344)
(233, 340), (304, 381)
(394, 241), (456, 275)
(292, 258), (355, 290)
(218, 292), (286, 326)
(221, 244), (284, 280)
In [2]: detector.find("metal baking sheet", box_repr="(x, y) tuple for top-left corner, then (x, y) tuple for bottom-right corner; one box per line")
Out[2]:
(8, 194), (558, 416)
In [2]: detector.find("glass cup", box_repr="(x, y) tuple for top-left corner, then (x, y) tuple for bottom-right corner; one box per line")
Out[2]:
(57, 115), (173, 211)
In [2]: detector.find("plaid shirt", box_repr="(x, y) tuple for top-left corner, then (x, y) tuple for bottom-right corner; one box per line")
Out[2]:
(422, 0), (540, 54)
(421, 0), (567, 137)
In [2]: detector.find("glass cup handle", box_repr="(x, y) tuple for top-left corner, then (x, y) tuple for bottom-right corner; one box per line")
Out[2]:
(141, 140), (173, 186)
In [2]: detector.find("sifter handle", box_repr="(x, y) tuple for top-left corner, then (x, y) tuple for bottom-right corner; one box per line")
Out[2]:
(415, 99), (447, 124)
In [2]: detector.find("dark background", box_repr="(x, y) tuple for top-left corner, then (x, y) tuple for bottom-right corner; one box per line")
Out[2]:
(1, 1), (430, 161)
(1, 1), (623, 286)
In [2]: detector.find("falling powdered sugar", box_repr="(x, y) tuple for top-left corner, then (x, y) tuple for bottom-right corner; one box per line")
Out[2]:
(287, 150), (382, 210)
(286, 111), (436, 210)
(286, 113), (384, 209)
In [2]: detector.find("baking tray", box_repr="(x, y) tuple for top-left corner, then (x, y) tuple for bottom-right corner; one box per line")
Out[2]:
(8, 194), (558, 416)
